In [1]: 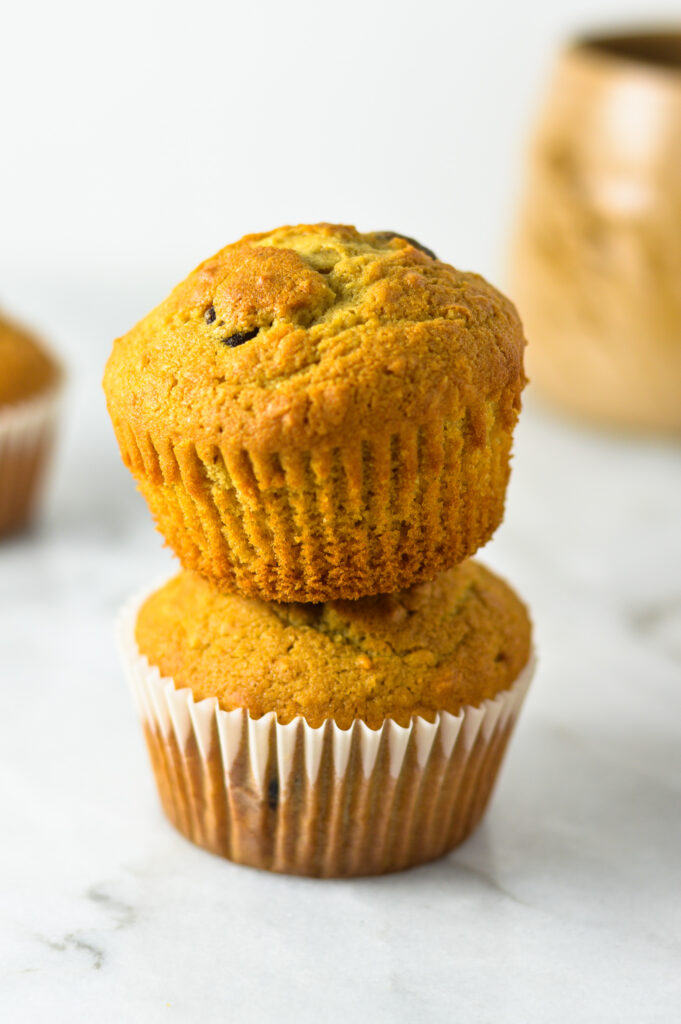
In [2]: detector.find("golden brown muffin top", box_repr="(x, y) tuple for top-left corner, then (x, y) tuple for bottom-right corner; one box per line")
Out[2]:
(0, 311), (60, 406)
(135, 561), (532, 729)
(105, 224), (526, 453)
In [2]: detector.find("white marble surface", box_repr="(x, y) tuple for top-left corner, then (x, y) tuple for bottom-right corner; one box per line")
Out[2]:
(1, 282), (681, 1023)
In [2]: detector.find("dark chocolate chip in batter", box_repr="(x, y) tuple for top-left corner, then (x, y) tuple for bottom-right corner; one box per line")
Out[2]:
(221, 328), (259, 348)
(267, 777), (279, 811)
(204, 305), (216, 324)
(374, 231), (437, 260)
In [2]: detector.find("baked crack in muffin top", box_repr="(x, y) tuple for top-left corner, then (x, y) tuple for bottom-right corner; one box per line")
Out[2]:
(104, 224), (526, 453)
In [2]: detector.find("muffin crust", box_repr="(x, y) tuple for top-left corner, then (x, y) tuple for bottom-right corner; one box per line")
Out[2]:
(104, 224), (525, 453)
(135, 561), (532, 729)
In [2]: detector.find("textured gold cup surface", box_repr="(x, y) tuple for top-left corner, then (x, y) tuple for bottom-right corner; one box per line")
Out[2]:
(574, 30), (681, 74)
(511, 30), (681, 432)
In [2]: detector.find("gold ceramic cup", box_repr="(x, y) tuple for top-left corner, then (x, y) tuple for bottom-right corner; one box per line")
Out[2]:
(511, 31), (681, 432)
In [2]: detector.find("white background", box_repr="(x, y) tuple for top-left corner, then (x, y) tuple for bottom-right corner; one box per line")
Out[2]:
(2, 0), (680, 300)
(2, 3), (681, 1023)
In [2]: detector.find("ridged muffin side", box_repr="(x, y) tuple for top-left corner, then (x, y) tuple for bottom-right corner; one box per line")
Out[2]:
(105, 224), (526, 600)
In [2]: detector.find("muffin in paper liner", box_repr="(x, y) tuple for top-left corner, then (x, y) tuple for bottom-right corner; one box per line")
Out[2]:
(119, 592), (535, 878)
(0, 389), (61, 536)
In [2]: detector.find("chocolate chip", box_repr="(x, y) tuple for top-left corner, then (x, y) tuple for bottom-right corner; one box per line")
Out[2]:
(267, 777), (279, 811)
(374, 231), (437, 260)
(221, 328), (259, 348)
(204, 305), (216, 324)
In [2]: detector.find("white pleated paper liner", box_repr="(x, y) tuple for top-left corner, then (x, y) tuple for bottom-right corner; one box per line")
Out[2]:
(118, 587), (535, 877)
(0, 386), (61, 535)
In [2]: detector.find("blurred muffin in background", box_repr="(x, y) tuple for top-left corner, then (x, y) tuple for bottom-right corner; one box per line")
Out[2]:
(0, 309), (62, 535)
(511, 30), (681, 433)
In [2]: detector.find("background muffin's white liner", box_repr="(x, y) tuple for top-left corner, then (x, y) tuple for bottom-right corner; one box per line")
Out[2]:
(0, 387), (61, 531)
(118, 586), (535, 876)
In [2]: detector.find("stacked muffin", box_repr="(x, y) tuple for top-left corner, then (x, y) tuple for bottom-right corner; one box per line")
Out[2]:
(104, 224), (534, 877)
